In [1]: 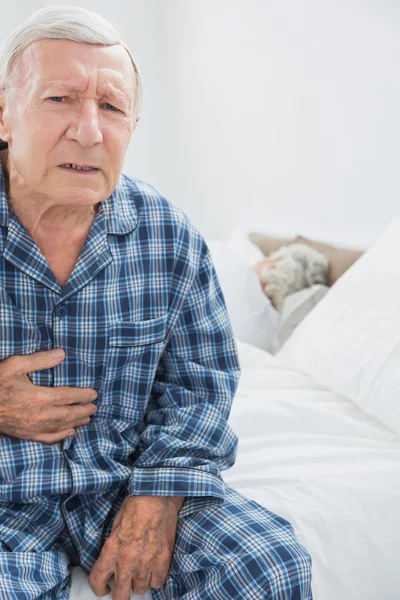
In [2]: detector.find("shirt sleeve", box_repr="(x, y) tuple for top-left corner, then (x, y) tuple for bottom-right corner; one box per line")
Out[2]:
(126, 239), (241, 517)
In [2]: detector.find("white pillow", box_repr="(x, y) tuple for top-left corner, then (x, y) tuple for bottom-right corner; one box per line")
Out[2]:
(275, 218), (400, 435)
(225, 227), (265, 266)
(206, 239), (279, 352)
(270, 284), (330, 354)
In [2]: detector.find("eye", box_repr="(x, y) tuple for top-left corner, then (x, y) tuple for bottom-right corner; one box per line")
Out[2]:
(49, 96), (67, 103)
(104, 103), (120, 112)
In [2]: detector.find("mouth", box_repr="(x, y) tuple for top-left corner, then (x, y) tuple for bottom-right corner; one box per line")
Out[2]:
(59, 163), (100, 173)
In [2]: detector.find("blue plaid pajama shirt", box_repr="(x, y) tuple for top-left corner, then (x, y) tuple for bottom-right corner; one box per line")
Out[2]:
(0, 159), (312, 599)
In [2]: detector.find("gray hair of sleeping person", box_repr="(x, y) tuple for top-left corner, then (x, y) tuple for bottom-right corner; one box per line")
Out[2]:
(256, 243), (330, 311)
(0, 5), (143, 119)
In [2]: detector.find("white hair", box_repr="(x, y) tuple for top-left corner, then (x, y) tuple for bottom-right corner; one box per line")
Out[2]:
(0, 5), (143, 118)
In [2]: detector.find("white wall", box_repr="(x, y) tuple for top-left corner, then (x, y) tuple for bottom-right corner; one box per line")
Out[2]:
(2, 2), (400, 248)
(154, 0), (400, 248)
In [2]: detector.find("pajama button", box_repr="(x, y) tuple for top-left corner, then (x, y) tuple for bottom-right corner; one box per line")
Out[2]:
(55, 304), (68, 318)
(65, 496), (81, 511)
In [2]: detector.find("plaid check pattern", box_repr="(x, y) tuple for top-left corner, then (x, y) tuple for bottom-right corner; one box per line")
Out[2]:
(0, 160), (312, 598)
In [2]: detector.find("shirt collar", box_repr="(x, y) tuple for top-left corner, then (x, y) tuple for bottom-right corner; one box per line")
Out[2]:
(0, 149), (138, 235)
(97, 173), (138, 235)
(0, 155), (9, 227)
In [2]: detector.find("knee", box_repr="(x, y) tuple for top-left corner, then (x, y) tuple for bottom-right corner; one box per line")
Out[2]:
(257, 538), (313, 599)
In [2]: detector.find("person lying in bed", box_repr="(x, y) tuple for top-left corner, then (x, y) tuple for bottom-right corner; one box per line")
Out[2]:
(251, 233), (364, 309)
(0, 6), (313, 599)
(253, 244), (330, 310)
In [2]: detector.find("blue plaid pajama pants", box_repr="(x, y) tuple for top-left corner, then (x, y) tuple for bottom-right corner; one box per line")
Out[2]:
(0, 485), (312, 599)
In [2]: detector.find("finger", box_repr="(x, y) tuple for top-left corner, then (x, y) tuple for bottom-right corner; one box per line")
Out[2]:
(1, 349), (65, 376)
(150, 567), (169, 590)
(88, 564), (113, 597)
(112, 572), (133, 600)
(33, 386), (98, 407)
(49, 386), (98, 405)
(62, 408), (97, 431)
(63, 417), (91, 431)
(62, 418), (91, 431)
(131, 571), (152, 595)
(89, 542), (117, 597)
(64, 404), (98, 422)
(32, 429), (76, 444)
(76, 418), (92, 427)
(28, 404), (96, 433)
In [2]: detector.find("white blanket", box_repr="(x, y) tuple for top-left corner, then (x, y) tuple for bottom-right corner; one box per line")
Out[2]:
(223, 340), (400, 600)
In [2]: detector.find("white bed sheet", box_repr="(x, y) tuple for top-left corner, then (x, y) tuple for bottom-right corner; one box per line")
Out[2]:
(70, 567), (152, 599)
(223, 340), (400, 600)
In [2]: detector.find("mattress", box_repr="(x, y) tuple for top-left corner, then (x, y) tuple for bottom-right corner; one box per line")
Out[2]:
(223, 340), (400, 600)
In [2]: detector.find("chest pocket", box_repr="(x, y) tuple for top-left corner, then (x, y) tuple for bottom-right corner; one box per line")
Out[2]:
(109, 313), (168, 347)
(99, 314), (169, 421)
(106, 313), (169, 378)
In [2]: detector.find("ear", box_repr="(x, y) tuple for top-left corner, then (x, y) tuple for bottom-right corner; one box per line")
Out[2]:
(0, 91), (11, 143)
(132, 114), (140, 133)
(0, 93), (4, 132)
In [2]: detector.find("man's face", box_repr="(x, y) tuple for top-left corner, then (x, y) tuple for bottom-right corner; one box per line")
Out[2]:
(0, 39), (138, 207)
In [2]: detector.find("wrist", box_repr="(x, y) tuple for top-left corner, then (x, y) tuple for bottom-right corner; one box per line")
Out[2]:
(126, 495), (185, 511)
(169, 495), (185, 512)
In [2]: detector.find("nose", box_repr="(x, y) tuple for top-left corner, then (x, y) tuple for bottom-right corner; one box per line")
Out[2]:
(66, 99), (103, 148)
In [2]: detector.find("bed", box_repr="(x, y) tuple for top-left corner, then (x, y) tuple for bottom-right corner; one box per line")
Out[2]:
(223, 217), (400, 598)
(224, 340), (400, 600)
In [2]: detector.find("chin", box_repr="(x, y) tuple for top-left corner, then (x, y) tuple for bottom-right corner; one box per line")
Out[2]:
(56, 188), (105, 206)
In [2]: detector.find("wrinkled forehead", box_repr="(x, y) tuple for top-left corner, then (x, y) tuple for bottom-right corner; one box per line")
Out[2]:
(13, 39), (135, 105)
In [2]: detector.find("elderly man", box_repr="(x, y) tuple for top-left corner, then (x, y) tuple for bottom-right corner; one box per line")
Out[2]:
(0, 6), (312, 600)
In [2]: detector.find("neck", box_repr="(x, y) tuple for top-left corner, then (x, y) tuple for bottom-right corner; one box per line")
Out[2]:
(0, 149), (100, 239)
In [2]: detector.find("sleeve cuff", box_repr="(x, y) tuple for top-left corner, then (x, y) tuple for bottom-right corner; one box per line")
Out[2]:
(126, 466), (226, 517)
